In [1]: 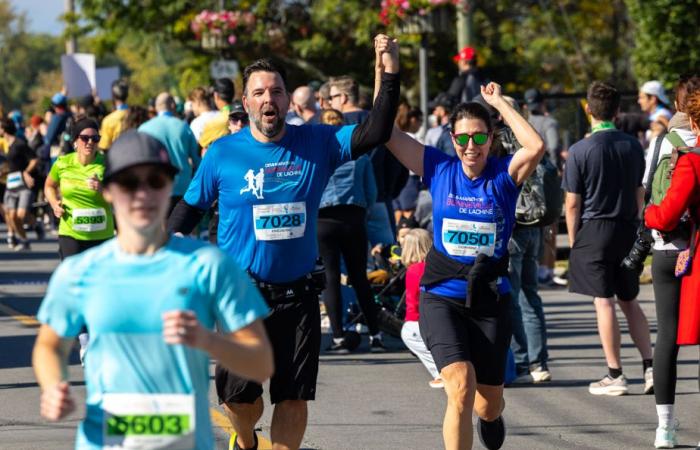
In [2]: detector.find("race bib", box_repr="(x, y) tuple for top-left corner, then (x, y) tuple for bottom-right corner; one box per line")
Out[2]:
(72, 208), (107, 232)
(6, 171), (24, 190)
(253, 202), (306, 241)
(441, 218), (496, 257)
(102, 393), (195, 449)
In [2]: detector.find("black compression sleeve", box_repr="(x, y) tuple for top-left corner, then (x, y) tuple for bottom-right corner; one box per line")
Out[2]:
(167, 199), (206, 235)
(350, 72), (400, 159)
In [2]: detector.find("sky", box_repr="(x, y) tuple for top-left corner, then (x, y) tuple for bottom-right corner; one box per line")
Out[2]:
(11, 0), (65, 35)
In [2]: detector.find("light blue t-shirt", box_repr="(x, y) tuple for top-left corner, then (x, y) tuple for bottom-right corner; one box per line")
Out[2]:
(37, 237), (269, 450)
(422, 146), (520, 299)
(139, 114), (200, 197)
(184, 124), (354, 283)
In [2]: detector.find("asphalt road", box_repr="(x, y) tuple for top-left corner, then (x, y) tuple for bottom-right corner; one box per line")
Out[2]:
(0, 234), (699, 449)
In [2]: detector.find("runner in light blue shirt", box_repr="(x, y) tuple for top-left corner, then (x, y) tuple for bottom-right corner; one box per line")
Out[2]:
(32, 131), (273, 450)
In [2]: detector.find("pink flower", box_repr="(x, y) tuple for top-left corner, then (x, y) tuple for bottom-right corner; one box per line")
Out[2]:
(228, 34), (236, 45)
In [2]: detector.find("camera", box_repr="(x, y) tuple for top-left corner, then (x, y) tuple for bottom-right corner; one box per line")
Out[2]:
(621, 226), (654, 274)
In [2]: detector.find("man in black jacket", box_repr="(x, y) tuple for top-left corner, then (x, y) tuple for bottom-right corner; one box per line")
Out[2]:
(446, 46), (488, 104)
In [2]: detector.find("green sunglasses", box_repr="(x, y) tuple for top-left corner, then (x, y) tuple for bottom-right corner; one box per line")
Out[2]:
(452, 132), (489, 146)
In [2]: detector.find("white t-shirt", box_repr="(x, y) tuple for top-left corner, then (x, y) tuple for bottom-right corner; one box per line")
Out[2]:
(190, 110), (220, 141)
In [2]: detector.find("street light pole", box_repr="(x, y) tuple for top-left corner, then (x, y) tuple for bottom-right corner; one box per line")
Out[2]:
(64, 0), (77, 54)
(456, 0), (472, 50)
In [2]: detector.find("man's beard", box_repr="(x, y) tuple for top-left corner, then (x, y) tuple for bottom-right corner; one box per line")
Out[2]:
(251, 108), (285, 138)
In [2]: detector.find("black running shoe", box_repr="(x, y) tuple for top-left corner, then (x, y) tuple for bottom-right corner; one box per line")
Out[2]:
(369, 335), (386, 353)
(231, 432), (258, 450)
(477, 416), (506, 450)
(325, 339), (352, 355)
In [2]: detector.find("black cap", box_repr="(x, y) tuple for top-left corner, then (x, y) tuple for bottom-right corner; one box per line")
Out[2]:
(104, 130), (179, 182)
(71, 118), (99, 142)
(429, 92), (456, 112)
(229, 100), (246, 116)
(524, 88), (543, 108)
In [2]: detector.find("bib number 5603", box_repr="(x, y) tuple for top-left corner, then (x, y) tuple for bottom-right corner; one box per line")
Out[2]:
(106, 414), (189, 436)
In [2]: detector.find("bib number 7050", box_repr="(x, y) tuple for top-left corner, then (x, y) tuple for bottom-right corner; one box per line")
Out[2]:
(441, 218), (496, 257)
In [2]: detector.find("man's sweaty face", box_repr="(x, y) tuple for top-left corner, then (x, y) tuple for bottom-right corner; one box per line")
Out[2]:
(244, 71), (289, 138)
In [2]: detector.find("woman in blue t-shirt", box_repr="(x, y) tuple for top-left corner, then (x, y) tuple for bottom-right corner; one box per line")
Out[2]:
(385, 82), (544, 450)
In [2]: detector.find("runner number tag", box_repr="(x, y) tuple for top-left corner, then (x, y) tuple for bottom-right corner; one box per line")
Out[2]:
(102, 393), (195, 449)
(253, 202), (306, 241)
(72, 208), (107, 232)
(6, 171), (24, 190)
(441, 218), (496, 257)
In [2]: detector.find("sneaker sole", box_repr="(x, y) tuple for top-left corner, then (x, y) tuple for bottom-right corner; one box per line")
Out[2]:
(654, 442), (676, 449)
(644, 384), (654, 395)
(588, 386), (628, 396)
(531, 373), (552, 383)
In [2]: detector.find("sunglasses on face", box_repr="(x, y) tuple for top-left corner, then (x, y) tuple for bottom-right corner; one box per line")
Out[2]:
(452, 132), (489, 146)
(111, 171), (170, 193)
(78, 134), (101, 144)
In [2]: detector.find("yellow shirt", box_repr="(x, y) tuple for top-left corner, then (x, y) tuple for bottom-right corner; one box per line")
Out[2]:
(99, 108), (128, 150)
(198, 109), (230, 149)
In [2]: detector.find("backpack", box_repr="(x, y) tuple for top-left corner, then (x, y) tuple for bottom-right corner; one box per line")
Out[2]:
(515, 156), (562, 226)
(649, 131), (693, 205)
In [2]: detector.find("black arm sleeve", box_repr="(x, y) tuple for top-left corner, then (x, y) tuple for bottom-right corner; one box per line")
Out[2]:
(350, 72), (400, 159)
(167, 199), (206, 235)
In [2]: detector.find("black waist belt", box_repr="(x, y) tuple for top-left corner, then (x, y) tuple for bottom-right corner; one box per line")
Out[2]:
(420, 246), (509, 308)
(251, 269), (326, 303)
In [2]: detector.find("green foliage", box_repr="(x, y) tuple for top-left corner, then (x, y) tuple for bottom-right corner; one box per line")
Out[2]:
(0, 1), (63, 111)
(624, 0), (700, 90)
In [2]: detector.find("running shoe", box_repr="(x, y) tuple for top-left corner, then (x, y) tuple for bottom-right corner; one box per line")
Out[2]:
(325, 339), (352, 355)
(588, 374), (628, 396)
(13, 241), (31, 252)
(477, 416), (506, 450)
(428, 378), (444, 389)
(654, 420), (678, 449)
(6, 236), (17, 249)
(644, 367), (654, 395)
(230, 432), (258, 450)
(530, 365), (552, 383)
(369, 334), (386, 353)
(508, 372), (533, 385)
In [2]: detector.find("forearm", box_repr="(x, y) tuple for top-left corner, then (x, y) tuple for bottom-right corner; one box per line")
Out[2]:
(167, 199), (206, 234)
(25, 159), (38, 175)
(565, 206), (580, 247)
(202, 326), (273, 384)
(350, 72), (401, 159)
(636, 186), (645, 220)
(32, 343), (69, 390)
(44, 183), (60, 208)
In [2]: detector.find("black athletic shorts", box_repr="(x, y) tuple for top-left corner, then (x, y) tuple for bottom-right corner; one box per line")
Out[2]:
(215, 290), (321, 405)
(419, 290), (512, 386)
(568, 219), (640, 301)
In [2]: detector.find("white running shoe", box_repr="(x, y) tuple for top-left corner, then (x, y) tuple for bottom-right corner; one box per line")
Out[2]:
(428, 378), (444, 389)
(654, 420), (678, 448)
(530, 366), (552, 383)
(588, 374), (628, 396)
(644, 367), (654, 394)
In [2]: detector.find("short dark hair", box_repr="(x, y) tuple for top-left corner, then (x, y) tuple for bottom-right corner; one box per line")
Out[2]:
(242, 58), (287, 96)
(0, 118), (17, 136)
(214, 78), (235, 104)
(587, 81), (620, 121)
(449, 102), (493, 133)
(112, 80), (129, 102)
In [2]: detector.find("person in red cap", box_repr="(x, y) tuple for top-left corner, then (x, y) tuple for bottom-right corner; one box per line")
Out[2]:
(447, 46), (488, 104)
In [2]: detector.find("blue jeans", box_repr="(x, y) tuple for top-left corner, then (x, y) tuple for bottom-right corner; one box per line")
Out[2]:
(508, 226), (549, 374)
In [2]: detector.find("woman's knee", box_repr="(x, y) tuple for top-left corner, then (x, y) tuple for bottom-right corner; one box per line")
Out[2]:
(441, 362), (476, 409)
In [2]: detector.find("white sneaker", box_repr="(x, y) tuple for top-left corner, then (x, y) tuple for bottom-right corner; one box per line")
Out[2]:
(530, 366), (552, 383)
(654, 420), (678, 448)
(644, 367), (654, 394)
(589, 374), (628, 396)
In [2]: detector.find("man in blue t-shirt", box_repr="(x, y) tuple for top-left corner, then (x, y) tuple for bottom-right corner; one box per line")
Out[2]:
(168, 35), (401, 450)
(32, 130), (273, 450)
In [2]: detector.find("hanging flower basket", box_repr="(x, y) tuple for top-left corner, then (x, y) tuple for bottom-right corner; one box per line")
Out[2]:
(191, 10), (256, 50)
(379, 0), (462, 34)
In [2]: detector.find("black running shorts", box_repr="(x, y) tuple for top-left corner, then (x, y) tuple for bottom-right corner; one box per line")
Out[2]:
(215, 290), (321, 405)
(419, 290), (512, 386)
(568, 219), (640, 301)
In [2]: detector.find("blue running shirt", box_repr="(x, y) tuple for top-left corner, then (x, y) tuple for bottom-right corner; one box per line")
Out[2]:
(37, 237), (269, 450)
(185, 124), (354, 283)
(423, 146), (520, 299)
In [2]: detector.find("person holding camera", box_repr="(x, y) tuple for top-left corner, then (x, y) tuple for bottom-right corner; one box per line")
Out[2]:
(562, 81), (654, 397)
(645, 83), (700, 449)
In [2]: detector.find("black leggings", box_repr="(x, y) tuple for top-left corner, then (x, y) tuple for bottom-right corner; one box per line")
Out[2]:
(651, 249), (682, 405)
(58, 235), (109, 260)
(317, 205), (379, 338)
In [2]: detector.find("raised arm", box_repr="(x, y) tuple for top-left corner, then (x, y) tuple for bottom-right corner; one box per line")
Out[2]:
(481, 83), (545, 185)
(350, 34), (401, 159)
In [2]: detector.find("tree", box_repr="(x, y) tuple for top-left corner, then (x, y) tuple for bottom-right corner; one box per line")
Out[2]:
(0, 1), (62, 111)
(624, 0), (700, 90)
